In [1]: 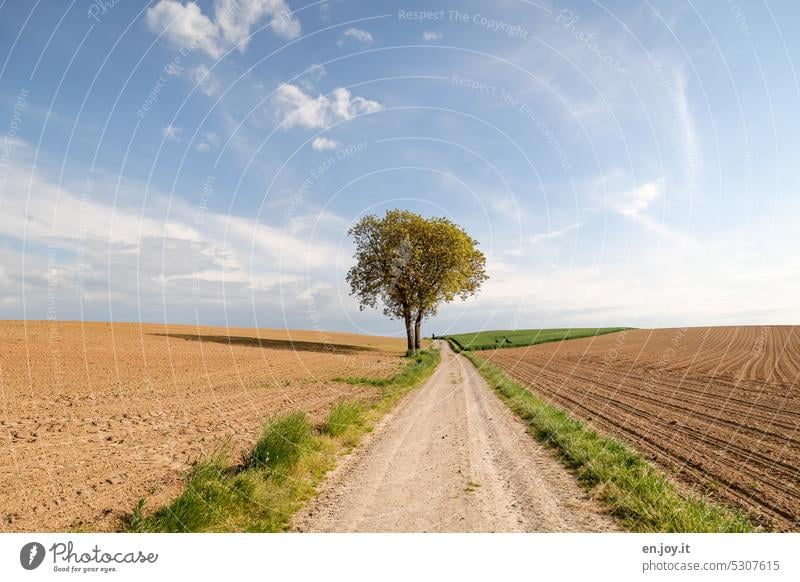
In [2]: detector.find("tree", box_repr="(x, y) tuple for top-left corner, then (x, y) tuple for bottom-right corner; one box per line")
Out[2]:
(346, 210), (488, 354)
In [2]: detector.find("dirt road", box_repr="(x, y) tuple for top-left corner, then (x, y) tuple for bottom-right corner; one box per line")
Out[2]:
(293, 341), (616, 532)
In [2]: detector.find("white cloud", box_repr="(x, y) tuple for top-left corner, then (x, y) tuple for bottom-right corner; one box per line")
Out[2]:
(338, 27), (373, 47)
(0, 141), (351, 325)
(311, 136), (338, 150)
(272, 84), (328, 129)
(319, 1), (330, 20)
(2, 137), (797, 331)
(307, 63), (326, 79)
(196, 131), (221, 152)
(145, 0), (221, 58)
(673, 69), (702, 188)
(189, 64), (221, 96)
(456, 226), (800, 329)
(613, 180), (662, 217)
(215, 0), (300, 47)
(610, 180), (691, 243)
(146, 0), (301, 59)
(272, 84), (382, 130)
(163, 124), (182, 141)
(0, 145), (199, 247)
(529, 222), (582, 243)
(422, 31), (442, 41)
(298, 63), (326, 92)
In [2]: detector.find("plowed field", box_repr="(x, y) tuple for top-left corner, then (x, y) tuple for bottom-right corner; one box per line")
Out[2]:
(0, 321), (405, 532)
(481, 326), (800, 530)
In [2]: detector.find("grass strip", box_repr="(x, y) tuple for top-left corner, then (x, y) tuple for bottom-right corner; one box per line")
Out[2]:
(462, 351), (754, 532)
(127, 349), (440, 532)
(334, 351), (436, 393)
(445, 327), (631, 351)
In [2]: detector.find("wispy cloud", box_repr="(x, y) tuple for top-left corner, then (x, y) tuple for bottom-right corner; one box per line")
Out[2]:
(195, 132), (221, 152)
(337, 27), (373, 47)
(613, 180), (662, 218)
(0, 140), (350, 324)
(529, 222), (582, 243)
(461, 225), (800, 329)
(671, 68), (702, 189)
(189, 64), (221, 97)
(610, 180), (691, 243)
(162, 124), (182, 141)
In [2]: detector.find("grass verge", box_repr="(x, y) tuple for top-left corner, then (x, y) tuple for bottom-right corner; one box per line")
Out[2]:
(334, 351), (437, 393)
(322, 401), (364, 437)
(127, 349), (440, 532)
(462, 351), (754, 532)
(446, 327), (631, 351)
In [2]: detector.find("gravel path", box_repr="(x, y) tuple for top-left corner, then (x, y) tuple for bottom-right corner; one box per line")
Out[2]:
(293, 341), (617, 532)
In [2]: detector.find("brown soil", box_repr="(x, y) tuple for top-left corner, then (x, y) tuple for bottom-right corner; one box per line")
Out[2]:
(0, 320), (405, 532)
(481, 326), (800, 530)
(293, 341), (616, 532)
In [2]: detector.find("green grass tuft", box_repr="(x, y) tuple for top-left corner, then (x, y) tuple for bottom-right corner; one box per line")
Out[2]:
(248, 412), (314, 471)
(462, 352), (754, 532)
(323, 401), (364, 437)
(129, 449), (237, 532)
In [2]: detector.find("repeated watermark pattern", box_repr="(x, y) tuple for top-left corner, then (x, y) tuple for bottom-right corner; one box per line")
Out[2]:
(727, 0), (752, 37)
(191, 174), (215, 303)
(87, 0), (123, 22)
(398, 9), (528, 39)
(0, 88), (29, 208)
(451, 74), (572, 170)
(555, 9), (629, 77)
(285, 141), (369, 222)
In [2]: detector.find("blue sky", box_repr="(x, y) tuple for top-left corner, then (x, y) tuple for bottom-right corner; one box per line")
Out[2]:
(0, 0), (798, 336)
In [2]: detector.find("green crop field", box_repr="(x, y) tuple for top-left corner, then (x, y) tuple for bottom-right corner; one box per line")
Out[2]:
(443, 327), (630, 351)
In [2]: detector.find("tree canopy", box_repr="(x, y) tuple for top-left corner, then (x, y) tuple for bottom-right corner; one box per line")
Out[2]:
(346, 209), (488, 353)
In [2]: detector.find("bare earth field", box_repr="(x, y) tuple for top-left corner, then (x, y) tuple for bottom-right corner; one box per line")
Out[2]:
(0, 320), (405, 532)
(481, 326), (800, 530)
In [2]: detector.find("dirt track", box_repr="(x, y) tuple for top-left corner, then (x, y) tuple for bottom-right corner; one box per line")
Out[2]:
(293, 341), (615, 532)
(482, 327), (800, 530)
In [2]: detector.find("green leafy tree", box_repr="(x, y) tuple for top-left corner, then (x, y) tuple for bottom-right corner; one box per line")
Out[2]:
(346, 210), (488, 354)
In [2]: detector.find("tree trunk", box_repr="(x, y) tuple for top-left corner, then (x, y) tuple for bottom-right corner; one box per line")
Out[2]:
(404, 312), (415, 356)
(414, 312), (422, 351)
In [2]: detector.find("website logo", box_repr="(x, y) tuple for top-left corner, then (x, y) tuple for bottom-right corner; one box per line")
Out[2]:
(20, 542), (46, 570)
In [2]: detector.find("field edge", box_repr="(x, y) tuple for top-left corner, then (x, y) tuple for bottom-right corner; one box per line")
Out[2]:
(125, 349), (441, 532)
(461, 351), (756, 533)
(444, 327), (631, 351)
